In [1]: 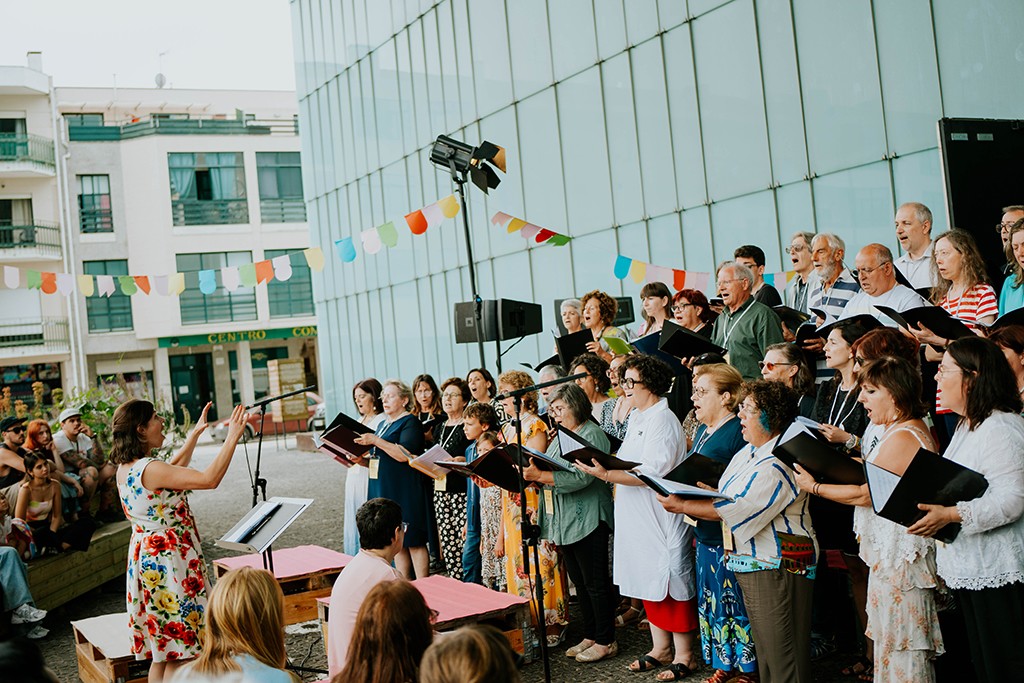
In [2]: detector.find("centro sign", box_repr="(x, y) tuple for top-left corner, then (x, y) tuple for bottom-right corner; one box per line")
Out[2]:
(206, 330), (267, 343)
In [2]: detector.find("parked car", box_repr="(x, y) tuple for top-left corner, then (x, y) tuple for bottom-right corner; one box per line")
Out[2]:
(209, 391), (324, 442)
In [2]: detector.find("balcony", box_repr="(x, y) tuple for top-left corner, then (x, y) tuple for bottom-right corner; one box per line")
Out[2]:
(0, 317), (69, 354)
(68, 116), (299, 142)
(0, 134), (56, 177)
(0, 221), (62, 261)
(260, 197), (307, 223)
(171, 198), (249, 227)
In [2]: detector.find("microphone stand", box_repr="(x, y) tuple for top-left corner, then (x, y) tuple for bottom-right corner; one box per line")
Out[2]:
(245, 384), (316, 573)
(496, 372), (584, 683)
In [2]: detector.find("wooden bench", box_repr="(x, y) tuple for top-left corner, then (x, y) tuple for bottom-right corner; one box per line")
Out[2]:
(71, 613), (150, 683)
(27, 521), (131, 611)
(213, 545), (352, 625)
(317, 575), (533, 659)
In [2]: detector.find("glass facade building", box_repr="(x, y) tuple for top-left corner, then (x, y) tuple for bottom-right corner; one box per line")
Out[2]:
(290, 0), (1024, 411)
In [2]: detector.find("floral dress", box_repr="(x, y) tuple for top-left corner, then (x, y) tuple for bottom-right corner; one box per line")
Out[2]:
(118, 457), (208, 662)
(501, 416), (568, 628)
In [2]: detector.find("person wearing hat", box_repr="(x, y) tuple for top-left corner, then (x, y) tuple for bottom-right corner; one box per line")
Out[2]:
(52, 408), (117, 521)
(0, 417), (28, 501)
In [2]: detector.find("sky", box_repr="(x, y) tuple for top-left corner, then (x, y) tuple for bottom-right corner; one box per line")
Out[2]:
(0, 0), (297, 91)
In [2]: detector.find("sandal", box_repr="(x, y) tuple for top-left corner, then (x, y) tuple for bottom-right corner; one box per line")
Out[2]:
(615, 606), (642, 627)
(703, 670), (732, 683)
(840, 656), (872, 678)
(628, 654), (668, 673)
(656, 662), (694, 681)
(637, 617), (650, 631)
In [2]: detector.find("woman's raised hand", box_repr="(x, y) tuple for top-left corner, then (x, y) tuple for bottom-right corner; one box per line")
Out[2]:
(225, 404), (249, 443)
(193, 402), (213, 436)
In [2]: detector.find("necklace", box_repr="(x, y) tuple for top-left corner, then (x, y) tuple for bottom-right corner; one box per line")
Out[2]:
(693, 414), (732, 453)
(828, 383), (858, 428)
(438, 421), (463, 451)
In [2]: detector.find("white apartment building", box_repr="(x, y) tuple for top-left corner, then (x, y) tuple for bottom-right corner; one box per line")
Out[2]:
(1, 53), (320, 424)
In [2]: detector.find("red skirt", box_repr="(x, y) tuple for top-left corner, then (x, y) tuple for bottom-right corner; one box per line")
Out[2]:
(643, 595), (698, 633)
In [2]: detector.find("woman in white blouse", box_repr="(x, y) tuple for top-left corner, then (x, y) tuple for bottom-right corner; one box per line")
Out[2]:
(909, 337), (1024, 683)
(578, 355), (698, 681)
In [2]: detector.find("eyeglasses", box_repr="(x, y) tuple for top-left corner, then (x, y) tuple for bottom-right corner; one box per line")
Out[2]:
(400, 522), (409, 533)
(935, 365), (962, 378)
(997, 222), (1019, 234)
(784, 244), (807, 254)
(621, 378), (643, 389)
(757, 361), (794, 371)
(738, 402), (759, 416)
(672, 303), (696, 312)
(717, 279), (741, 287)
(855, 262), (890, 277)
(692, 387), (713, 398)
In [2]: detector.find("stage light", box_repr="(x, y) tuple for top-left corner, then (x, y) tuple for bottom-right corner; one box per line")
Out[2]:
(429, 135), (506, 194)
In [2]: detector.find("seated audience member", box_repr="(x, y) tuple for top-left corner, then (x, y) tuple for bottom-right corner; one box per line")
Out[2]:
(0, 639), (60, 682)
(711, 261), (785, 380)
(175, 566), (296, 683)
(15, 453), (94, 553)
(784, 231), (819, 315)
(326, 498), (405, 678)
(998, 218), (1024, 315)
(759, 342), (815, 418)
(734, 244), (783, 307)
(334, 580), (434, 683)
(638, 282), (673, 336)
(842, 244), (929, 323)
(571, 353), (613, 423)
(893, 202), (938, 289)
(0, 417), (27, 501)
(0, 493), (48, 638)
(581, 289), (627, 361)
(52, 408), (117, 520)
(910, 337), (1024, 683)
(24, 419), (84, 520)
(420, 625), (522, 683)
(561, 297), (584, 335)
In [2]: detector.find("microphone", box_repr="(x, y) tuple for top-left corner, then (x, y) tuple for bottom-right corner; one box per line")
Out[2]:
(245, 385), (317, 410)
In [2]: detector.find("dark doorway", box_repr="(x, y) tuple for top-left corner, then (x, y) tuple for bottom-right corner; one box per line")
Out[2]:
(169, 353), (216, 424)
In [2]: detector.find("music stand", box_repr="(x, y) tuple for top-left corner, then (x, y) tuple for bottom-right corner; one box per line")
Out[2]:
(216, 497), (313, 573)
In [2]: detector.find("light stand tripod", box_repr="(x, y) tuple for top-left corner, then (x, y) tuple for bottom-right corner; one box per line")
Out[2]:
(446, 158), (488, 370)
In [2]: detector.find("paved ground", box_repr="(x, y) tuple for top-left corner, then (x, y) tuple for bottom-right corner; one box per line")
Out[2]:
(32, 435), (888, 682)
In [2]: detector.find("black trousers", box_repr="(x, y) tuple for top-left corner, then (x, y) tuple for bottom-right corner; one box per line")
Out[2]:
(561, 522), (615, 645)
(958, 582), (1024, 683)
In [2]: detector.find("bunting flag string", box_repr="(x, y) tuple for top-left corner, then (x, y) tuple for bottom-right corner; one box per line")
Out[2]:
(613, 254), (795, 295)
(491, 212), (572, 246)
(335, 195), (460, 264)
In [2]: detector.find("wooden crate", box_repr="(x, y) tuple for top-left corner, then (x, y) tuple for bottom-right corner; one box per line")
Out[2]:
(27, 521), (131, 611)
(72, 613), (150, 683)
(213, 545), (351, 625)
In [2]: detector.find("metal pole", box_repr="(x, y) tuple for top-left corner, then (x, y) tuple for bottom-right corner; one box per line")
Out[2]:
(450, 167), (487, 369)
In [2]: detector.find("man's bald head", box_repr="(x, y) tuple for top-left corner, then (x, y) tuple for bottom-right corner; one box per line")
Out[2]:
(855, 243), (897, 296)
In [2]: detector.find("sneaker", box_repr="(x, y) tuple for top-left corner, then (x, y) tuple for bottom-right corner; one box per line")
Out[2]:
(11, 603), (47, 624)
(26, 625), (49, 639)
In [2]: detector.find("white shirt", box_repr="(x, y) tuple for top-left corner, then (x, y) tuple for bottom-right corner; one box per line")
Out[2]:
(894, 241), (937, 290)
(612, 398), (693, 602)
(52, 429), (93, 458)
(937, 411), (1024, 590)
(839, 284), (930, 326)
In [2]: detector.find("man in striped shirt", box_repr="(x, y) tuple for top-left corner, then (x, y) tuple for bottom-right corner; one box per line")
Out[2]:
(803, 233), (860, 383)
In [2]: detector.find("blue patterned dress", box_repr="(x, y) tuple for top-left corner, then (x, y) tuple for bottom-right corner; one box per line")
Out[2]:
(118, 457), (208, 662)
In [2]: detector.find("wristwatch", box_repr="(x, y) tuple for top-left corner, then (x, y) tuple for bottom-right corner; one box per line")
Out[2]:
(844, 434), (860, 451)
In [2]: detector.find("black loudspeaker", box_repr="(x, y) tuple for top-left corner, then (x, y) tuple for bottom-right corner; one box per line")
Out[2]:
(939, 118), (1024, 282)
(453, 299), (543, 343)
(613, 297), (635, 327)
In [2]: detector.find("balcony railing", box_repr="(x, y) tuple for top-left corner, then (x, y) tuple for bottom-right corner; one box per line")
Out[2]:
(0, 221), (62, 257)
(0, 317), (69, 350)
(260, 197), (307, 223)
(171, 198), (249, 226)
(0, 134), (55, 166)
(68, 116), (299, 141)
(80, 207), (114, 233)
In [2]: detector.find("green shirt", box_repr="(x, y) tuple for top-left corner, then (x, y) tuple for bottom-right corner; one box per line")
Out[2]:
(536, 421), (614, 545)
(710, 297), (785, 380)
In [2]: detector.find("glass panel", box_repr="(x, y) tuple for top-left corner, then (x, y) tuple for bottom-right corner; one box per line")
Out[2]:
(556, 66), (614, 236)
(692, 0), (772, 200)
(518, 91), (568, 238)
(421, 9), (448, 136)
(346, 67), (367, 179)
(479, 107), (524, 258)
(892, 149), (949, 235)
(689, 0), (732, 17)
(793, 0), (886, 175)
(468, 0), (513, 116)
(450, 0), (477, 124)
(571, 228), (619, 296)
(366, 0), (392, 50)
(594, 0), (627, 60)
(392, 280), (425, 381)
(775, 181), (816, 239)
(710, 191), (781, 270)
(394, 32), (417, 159)
(601, 53), (644, 225)
(873, 0), (943, 154)
(812, 161), (895, 258)
(658, 0), (687, 31)
(617, 220), (651, 313)
(754, 0), (809, 185)
(648, 213), (684, 274)
(83, 260), (132, 332)
(436, 1), (463, 133)
(529, 241), (576, 333)
(624, 0), (659, 46)
(408, 22), (432, 149)
(631, 39), (677, 217)
(681, 205), (714, 276)
(372, 39), (404, 166)
(662, 25), (706, 209)
(932, 0), (1024, 119)
(549, 0), (599, 82)
(266, 249), (315, 318)
(507, 0), (553, 99)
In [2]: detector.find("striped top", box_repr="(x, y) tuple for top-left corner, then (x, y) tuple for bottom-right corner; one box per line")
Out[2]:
(809, 269), (861, 383)
(714, 437), (818, 575)
(935, 283), (998, 413)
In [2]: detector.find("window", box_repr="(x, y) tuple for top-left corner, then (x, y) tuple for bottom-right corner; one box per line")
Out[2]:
(167, 153), (248, 226)
(83, 260), (133, 332)
(176, 252), (257, 325)
(78, 175), (113, 233)
(266, 249), (315, 318)
(65, 113), (104, 126)
(256, 152), (306, 222)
